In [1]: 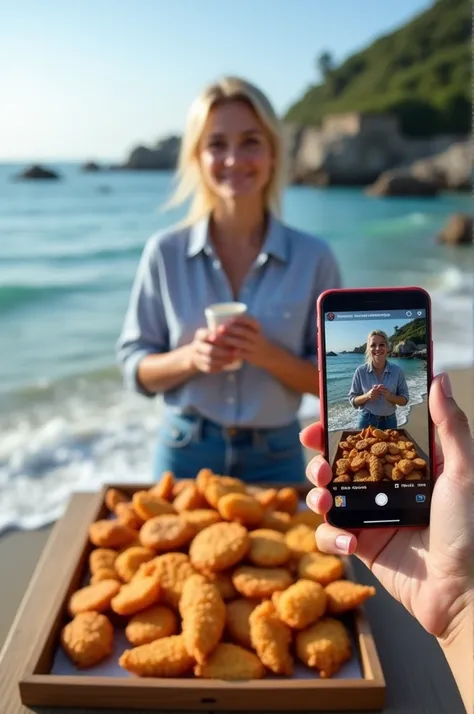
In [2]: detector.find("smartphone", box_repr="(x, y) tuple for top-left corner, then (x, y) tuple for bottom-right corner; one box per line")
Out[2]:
(317, 287), (434, 530)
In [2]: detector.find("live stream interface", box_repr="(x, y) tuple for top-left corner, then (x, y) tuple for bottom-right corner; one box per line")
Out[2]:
(323, 309), (431, 517)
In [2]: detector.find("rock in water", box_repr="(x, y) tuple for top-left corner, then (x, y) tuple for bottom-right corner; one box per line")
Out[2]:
(16, 164), (60, 180)
(437, 214), (473, 245)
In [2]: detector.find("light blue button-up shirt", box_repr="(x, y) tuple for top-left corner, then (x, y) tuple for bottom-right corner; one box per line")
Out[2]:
(348, 362), (409, 416)
(116, 213), (341, 428)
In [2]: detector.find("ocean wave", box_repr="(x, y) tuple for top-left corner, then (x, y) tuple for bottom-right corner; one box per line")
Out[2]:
(0, 242), (143, 265)
(0, 278), (108, 311)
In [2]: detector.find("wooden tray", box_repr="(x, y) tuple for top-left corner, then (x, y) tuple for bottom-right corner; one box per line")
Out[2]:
(18, 483), (386, 711)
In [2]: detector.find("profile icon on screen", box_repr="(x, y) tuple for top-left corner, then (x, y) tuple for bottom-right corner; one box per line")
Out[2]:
(327, 312), (335, 321)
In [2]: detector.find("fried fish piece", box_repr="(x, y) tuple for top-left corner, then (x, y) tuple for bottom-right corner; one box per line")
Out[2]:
(180, 573), (226, 664)
(114, 546), (155, 583)
(298, 553), (344, 586)
(249, 600), (293, 675)
(217, 492), (264, 528)
(136, 552), (196, 609)
(194, 643), (265, 680)
(189, 521), (249, 573)
(125, 604), (178, 646)
(119, 635), (194, 677)
(68, 579), (120, 617)
(139, 514), (195, 551)
(61, 612), (114, 668)
(88, 520), (137, 549)
(111, 570), (160, 616)
(273, 579), (327, 630)
(295, 618), (351, 678)
(232, 566), (293, 599)
(226, 598), (260, 649)
(248, 529), (290, 567)
(325, 580), (376, 614)
(285, 524), (318, 558)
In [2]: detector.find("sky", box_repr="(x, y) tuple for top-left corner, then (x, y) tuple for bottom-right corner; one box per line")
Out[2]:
(0, 0), (433, 161)
(325, 317), (416, 353)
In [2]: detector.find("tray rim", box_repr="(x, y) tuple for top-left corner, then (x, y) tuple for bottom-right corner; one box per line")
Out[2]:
(18, 482), (386, 711)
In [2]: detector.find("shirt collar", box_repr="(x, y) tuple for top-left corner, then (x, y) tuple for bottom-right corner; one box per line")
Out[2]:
(368, 361), (391, 373)
(186, 212), (288, 263)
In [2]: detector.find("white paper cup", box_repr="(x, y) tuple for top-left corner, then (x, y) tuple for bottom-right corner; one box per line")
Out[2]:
(204, 302), (247, 371)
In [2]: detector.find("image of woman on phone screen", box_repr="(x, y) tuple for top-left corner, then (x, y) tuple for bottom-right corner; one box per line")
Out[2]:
(348, 330), (409, 429)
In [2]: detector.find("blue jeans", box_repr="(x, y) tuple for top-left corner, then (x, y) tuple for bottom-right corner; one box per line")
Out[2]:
(153, 412), (306, 484)
(358, 411), (398, 430)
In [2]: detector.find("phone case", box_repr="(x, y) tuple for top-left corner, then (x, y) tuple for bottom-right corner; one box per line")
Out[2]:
(316, 286), (435, 530)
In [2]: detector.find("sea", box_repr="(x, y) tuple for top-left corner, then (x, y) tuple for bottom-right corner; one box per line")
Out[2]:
(0, 162), (472, 533)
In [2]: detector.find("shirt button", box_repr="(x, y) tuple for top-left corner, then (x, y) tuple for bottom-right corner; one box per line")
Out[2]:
(226, 397), (235, 404)
(212, 260), (221, 269)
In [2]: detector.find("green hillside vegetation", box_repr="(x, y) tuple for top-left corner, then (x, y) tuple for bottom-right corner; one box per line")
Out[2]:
(389, 319), (427, 345)
(285, 0), (470, 136)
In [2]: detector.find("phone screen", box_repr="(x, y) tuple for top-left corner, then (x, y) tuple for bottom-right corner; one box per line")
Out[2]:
(319, 288), (434, 529)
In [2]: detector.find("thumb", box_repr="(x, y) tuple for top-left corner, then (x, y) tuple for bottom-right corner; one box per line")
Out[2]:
(429, 373), (473, 480)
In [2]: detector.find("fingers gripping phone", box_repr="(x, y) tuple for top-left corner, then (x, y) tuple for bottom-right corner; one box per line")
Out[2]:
(317, 287), (435, 530)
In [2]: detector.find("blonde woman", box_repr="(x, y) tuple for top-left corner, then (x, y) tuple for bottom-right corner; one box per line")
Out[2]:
(348, 330), (409, 429)
(117, 76), (341, 483)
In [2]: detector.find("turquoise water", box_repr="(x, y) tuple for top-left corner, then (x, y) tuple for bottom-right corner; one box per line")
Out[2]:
(0, 161), (472, 531)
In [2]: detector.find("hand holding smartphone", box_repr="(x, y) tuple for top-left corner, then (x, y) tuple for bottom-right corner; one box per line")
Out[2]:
(317, 287), (434, 530)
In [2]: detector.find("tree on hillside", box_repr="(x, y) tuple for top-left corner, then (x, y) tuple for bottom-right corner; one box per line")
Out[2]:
(317, 51), (334, 80)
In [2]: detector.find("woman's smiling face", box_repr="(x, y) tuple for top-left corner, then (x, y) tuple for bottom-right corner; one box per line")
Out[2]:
(369, 336), (388, 360)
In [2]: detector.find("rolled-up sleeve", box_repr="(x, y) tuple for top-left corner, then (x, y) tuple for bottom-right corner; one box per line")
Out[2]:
(348, 368), (363, 408)
(303, 245), (342, 364)
(116, 236), (169, 396)
(397, 368), (410, 402)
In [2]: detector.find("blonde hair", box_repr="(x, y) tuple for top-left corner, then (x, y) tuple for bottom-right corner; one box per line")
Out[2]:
(166, 76), (286, 224)
(365, 330), (391, 365)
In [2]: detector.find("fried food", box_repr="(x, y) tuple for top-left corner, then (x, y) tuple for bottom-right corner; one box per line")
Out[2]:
(252, 487), (278, 509)
(333, 473), (351, 483)
(336, 458), (351, 474)
(189, 521), (249, 573)
(385, 453), (401, 464)
(406, 471), (424, 481)
(349, 452), (368, 472)
(284, 524), (318, 558)
(368, 455), (384, 481)
(195, 468), (214, 495)
(114, 501), (144, 530)
(137, 553), (196, 609)
(125, 604), (178, 645)
(275, 487), (299, 515)
(173, 484), (207, 512)
(295, 618), (351, 678)
(68, 579), (120, 616)
(149, 471), (175, 501)
(325, 580), (376, 614)
(194, 643), (265, 680)
(119, 635), (194, 677)
(226, 598), (260, 649)
(383, 464), (394, 480)
(413, 457), (427, 470)
(232, 566), (293, 598)
(403, 450), (416, 460)
(90, 568), (120, 585)
(61, 612), (114, 668)
(387, 444), (400, 455)
(200, 569), (238, 601)
(298, 553), (344, 586)
(355, 439), (369, 451)
(370, 442), (388, 457)
(204, 476), (246, 509)
(249, 600), (293, 675)
(132, 491), (176, 520)
(180, 574), (226, 664)
(172, 478), (194, 497)
(88, 520), (137, 549)
(391, 466), (404, 481)
(372, 429), (389, 441)
(114, 546), (155, 583)
(260, 510), (291, 532)
(180, 508), (222, 532)
(248, 529), (290, 567)
(139, 514), (195, 551)
(272, 579), (326, 630)
(105, 487), (129, 513)
(89, 548), (117, 575)
(217, 492), (264, 527)
(398, 459), (414, 476)
(353, 469), (375, 482)
(111, 570), (160, 616)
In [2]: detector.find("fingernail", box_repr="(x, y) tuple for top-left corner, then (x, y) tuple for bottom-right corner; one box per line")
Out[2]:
(308, 490), (320, 509)
(441, 373), (452, 399)
(335, 535), (351, 553)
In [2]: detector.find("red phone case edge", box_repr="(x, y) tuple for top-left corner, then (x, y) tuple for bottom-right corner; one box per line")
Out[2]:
(316, 286), (435, 530)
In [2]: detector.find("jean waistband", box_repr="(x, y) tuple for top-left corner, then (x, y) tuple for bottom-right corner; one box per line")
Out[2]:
(164, 411), (299, 440)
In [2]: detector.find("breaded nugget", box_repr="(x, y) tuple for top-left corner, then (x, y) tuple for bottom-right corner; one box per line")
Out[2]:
(383, 464), (394, 480)
(397, 440), (407, 450)
(339, 440), (350, 450)
(391, 466), (404, 481)
(68, 579), (120, 616)
(366, 437), (377, 446)
(139, 514), (195, 551)
(298, 553), (344, 586)
(248, 529), (290, 567)
(217, 492), (264, 528)
(180, 508), (222, 532)
(61, 612), (114, 668)
(368, 455), (384, 481)
(333, 474), (351, 483)
(114, 546), (155, 583)
(285, 524), (318, 558)
(404, 441), (414, 449)
(125, 604), (178, 646)
(137, 553), (196, 609)
(385, 453), (401, 464)
(119, 635), (194, 677)
(398, 459), (414, 476)
(325, 580), (376, 614)
(289, 510), (324, 530)
(260, 510), (291, 532)
(194, 642), (265, 680)
(195, 468), (214, 495)
(180, 574), (226, 664)
(189, 521), (249, 573)
(387, 444), (400, 455)
(132, 491), (175, 520)
(88, 520), (137, 549)
(355, 440), (369, 451)
(389, 429), (399, 440)
(226, 598), (260, 649)
(275, 487), (299, 516)
(403, 450), (416, 460)
(371, 442), (388, 457)
(406, 471), (424, 481)
(373, 429), (389, 441)
(172, 478), (194, 497)
(105, 487), (129, 513)
(273, 579), (326, 630)
(253, 487), (279, 509)
(114, 501), (144, 530)
(89, 548), (117, 575)
(296, 618), (351, 678)
(90, 567), (120, 585)
(204, 476), (246, 509)
(249, 600), (293, 675)
(413, 457), (427, 470)
(173, 483), (207, 512)
(232, 566), (292, 598)
(111, 570), (160, 616)
(349, 452), (368, 472)
(353, 469), (375, 482)
(336, 458), (351, 474)
(200, 569), (237, 601)
(342, 450), (350, 458)
(149, 471), (175, 501)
